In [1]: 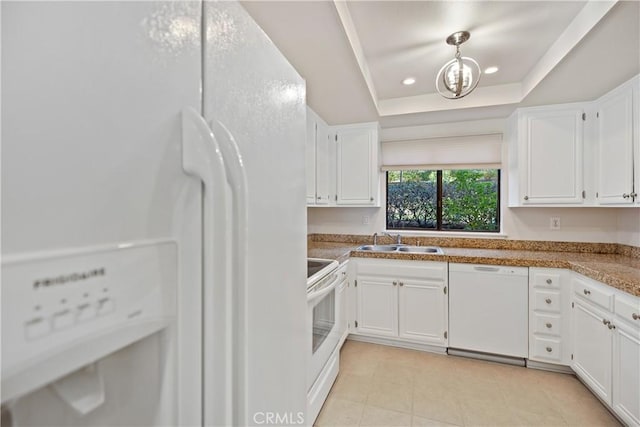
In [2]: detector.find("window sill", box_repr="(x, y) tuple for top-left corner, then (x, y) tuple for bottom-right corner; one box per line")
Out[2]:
(386, 230), (508, 239)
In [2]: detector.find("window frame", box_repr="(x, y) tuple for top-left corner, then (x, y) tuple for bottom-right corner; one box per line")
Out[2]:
(386, 169), (501, 233)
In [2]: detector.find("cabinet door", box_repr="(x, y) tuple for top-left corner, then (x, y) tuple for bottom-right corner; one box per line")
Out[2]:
(356, 276), (396, 337)
(612, 321), (640, 425)
(315, 119), (331, 205)
(305, 109), (317, 204)
(336, 127), (377, 205)
(398, 279), (447, 346)
(596, 86), (635, 204)
(521, 107), (584, 204)
(572, 299), (612, 404)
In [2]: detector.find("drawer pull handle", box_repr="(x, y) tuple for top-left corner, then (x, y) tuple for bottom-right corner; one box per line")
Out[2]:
(583, 289), (591, 295)
(546, 279), (552, 284)
(603, 319), (610, 326)
(546, 347), (553, 353)
(545, 322), (552, 328)
(545, 298), (552, 304)
(633, 313), (639, 320)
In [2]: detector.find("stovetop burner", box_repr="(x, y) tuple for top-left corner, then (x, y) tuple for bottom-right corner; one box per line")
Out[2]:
(307, 258), (338, 288)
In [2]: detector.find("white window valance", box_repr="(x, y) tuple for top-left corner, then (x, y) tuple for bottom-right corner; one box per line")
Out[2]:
(381, 133), (503, 171)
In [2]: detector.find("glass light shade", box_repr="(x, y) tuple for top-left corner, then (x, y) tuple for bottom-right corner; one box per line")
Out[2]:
(435, 56), (481, 99)
(445, 62), (473, 93)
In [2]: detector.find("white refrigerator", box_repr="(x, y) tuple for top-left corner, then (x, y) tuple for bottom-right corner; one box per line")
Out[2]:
(1, 1), (308, 426)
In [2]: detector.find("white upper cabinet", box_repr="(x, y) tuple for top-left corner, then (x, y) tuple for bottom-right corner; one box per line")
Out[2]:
(594, 76), (639, 205)
(508, 104), (585, 206)
(335, 122), (380, 206)
(306, 107), (333, 206)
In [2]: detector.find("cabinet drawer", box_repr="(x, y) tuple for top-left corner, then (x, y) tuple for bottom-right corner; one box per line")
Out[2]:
(532, 313), (562, 336)
(532, 271), (561, 290)
(573, 276), (614, 311)
(531, 336), (563, 363)
(533, 290), (561, 312)
(615, 294), (640, 327)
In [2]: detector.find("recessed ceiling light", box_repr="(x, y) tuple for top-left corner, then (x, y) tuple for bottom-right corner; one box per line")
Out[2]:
(484, 66), (499, 74)
(402, 77), (416, 86)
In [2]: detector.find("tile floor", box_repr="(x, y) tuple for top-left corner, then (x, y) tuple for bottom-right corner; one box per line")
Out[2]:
(315, 340), (621, 427)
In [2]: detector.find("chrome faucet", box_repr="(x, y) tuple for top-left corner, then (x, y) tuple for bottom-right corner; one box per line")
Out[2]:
(372, 232), (378, 245)
(384, 232), (402, 245)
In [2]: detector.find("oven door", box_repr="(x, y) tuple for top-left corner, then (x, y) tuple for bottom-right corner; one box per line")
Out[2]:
(307, 272), (340, 389)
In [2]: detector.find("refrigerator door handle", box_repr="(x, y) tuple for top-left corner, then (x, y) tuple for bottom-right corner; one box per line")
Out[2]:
(181, 107), (232, 426)
(209, 119), (249, 427)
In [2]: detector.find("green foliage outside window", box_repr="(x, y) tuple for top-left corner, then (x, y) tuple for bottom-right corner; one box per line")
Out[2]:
(387, 169), (499, 232)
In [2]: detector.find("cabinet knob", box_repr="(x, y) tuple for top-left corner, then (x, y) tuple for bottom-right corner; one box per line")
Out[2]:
(608, 323), (616, 330)
(603, 319), (610, 326)
(545, 298), (552, 304)
(399, 282), (404, 287)
(317, 196), (321, 200)
(546, 347), (553, 353)
(622, 193), (630, 199)
(393, 281), (397, 286)
(545, 322), (552, 328)
(583, 289), (591, 295)
(632, 313), (639, 320)
(546, 279), (552, 284)
(524, 195), (529, 201)
(370, 197), (374, 202)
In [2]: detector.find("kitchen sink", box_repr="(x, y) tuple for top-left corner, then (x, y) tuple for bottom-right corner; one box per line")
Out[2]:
(357, 244), (401, 252)
(356, 244), (443, 254)
(397, 246), (444, 254)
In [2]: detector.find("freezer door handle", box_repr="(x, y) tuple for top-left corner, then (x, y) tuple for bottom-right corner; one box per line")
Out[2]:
(208, 118), (249, 426)
(181, 108), (234, 426)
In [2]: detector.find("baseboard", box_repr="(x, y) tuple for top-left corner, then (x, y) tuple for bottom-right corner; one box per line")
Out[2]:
(346, 334), (447, 354)
(526, 359), (574, 374)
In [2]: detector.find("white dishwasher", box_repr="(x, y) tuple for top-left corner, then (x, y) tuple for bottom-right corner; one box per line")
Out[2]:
(449, 263), (529, 360)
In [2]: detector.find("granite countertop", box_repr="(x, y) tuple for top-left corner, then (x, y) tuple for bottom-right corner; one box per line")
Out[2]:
(308, 241), (640, 298)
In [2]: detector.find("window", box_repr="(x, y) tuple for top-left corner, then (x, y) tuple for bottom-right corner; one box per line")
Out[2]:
(386, 169), (500, 232)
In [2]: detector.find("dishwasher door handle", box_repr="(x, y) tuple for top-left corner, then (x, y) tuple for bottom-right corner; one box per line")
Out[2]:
(473, 266), (501, 272)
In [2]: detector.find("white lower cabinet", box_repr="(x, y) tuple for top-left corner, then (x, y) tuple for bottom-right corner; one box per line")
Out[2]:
(353, 259), (448, 347)
(571, 273), (640, 425)
(528, 268), (572, 365)
(612, 295), (640, 426)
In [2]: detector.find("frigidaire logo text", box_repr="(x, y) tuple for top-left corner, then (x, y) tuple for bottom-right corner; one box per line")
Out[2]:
(33, 268), (106, 289)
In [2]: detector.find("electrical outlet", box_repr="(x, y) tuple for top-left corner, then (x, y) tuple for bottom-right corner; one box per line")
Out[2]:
(362, 215), (369, 225)
(550, 217), (561, 230)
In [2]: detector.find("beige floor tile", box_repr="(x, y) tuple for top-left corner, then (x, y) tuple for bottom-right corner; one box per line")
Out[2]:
(510, 407), (568, 426)
(341, 356), (380, 378)
(331, 372), (374, 404)
(412, 387), (465, 426)
(328, 341), (620, 427)
(360, 405), (412, 427)
(367, 379), (413, 414)
(314, 397), (364, 427)
(373, 361), (416, 386)
(411, 415), (461, 426)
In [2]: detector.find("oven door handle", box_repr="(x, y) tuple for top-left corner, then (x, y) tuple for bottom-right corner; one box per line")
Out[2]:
(307, 277), (339, 303)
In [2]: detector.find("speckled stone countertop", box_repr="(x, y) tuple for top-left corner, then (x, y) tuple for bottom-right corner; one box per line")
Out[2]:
(307, 234), (640, 298)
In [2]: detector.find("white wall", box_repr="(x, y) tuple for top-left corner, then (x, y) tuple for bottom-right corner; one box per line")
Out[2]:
(307, 205), (633, 244)
(617, 208), (640, 247)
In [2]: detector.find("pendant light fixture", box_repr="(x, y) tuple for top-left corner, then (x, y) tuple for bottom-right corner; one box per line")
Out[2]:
(436, 31), (481, 99)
